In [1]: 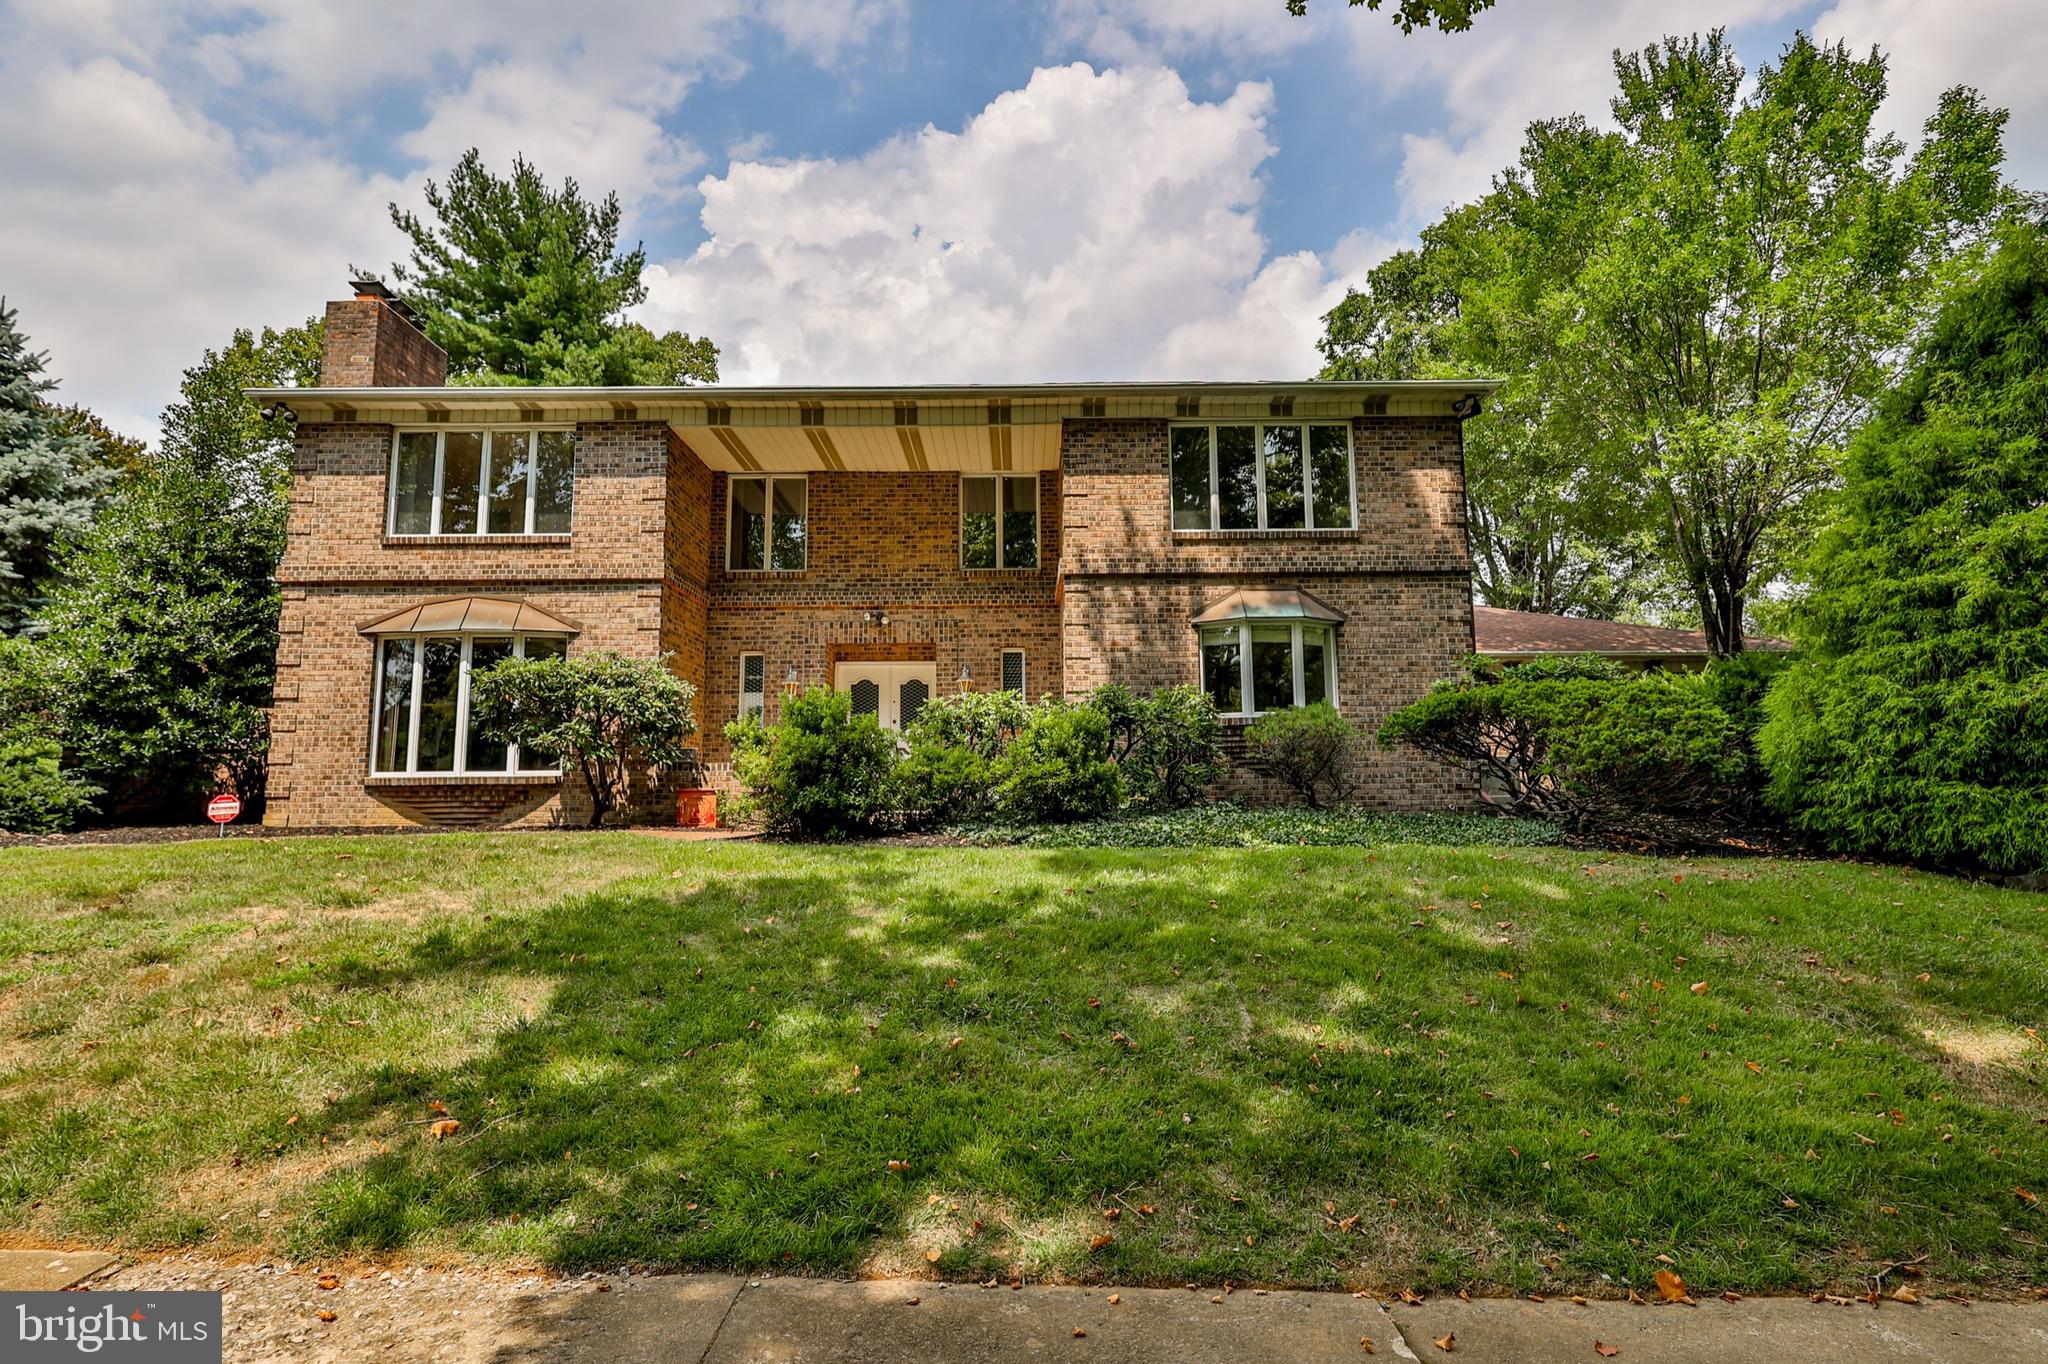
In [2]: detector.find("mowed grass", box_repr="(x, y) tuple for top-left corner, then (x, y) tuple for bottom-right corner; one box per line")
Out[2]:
(2, 833), (2045, 1297)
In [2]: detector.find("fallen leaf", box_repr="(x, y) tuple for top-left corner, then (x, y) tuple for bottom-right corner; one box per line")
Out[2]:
(428, 1100), (449, 1115)
(1360, 1337), (1376, 1354)
(887, 1160), (910, 1171)
(315, 1274), (341, 1291)
(1137, 1204), (1156, 1215)
(1720, 1291), (1742, 1304)
(1107, 1294), (1121, 1305)
(1399, 1289), (1425, 1305)
(1072, 1328), (1087, 1338)
(925, 1250), (941, 1263)
(1103, 1208), (1120, 1220)
(1434, 1332), (1456, 1352)
(430, 1119), (461, 1141)
(1653, 1270), (1693, 1305)
(1689, 982), (1709, 995)
(1571, 1295), (1587, 1305)
(1090, 1234), (1114, 1252)
(1891, 1286), (1920, 1304)
(316, 1311), (336, 1323)
(905, 1296), (920, 1306)
(1596, 1344), (1619, 1359)
(2017, 1187), (2038, 1205)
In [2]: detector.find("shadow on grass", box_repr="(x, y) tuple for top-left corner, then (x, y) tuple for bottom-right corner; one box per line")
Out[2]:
(273, 845), (2048, 1293)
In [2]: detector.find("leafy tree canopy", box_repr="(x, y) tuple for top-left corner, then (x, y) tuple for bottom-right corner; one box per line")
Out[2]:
(1285, 0), (1498, 32)
(1760, 219), (2048, 874)
(1320, 31), (2015, 652)
(157, 319), (322, 506)
(382, 150), (718, 387)
(0, 298), (112, 632)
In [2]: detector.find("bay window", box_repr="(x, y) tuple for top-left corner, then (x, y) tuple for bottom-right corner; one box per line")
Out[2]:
(388, 427), (573, 536)
(961, 474), (1038, 568)
(728, 475), (808, 571)
(1170, 423), (1355, 531)
(1199, 621), (1338, 717)
(371, 633), (568, 775)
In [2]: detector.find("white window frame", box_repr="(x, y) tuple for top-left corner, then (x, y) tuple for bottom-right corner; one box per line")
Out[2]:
(368, 632), (569, 776)
(738, 652), (766, 720)
(385, 426), (575, 538)
(1168, 422), (1356, 533)
(959, 473), (1041, 569)
(1198, 621), (1340, 718)
(726, 474), (810, 572)
(1001, 648), (1027, 697)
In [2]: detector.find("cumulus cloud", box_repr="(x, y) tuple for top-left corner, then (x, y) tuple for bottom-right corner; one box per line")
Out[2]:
(641, 63), (1371, 384)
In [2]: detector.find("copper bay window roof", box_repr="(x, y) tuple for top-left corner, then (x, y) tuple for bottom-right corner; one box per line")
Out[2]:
(358, 596), (580, 636)
(1191, 588), (1347, 626)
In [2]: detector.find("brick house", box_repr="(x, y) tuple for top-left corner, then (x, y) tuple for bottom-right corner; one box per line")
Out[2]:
(250, 283), (1496, 827)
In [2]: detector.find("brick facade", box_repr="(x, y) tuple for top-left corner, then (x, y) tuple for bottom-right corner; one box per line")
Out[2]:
(319, 297), (446, 388)
(265, 401), (1479, 826)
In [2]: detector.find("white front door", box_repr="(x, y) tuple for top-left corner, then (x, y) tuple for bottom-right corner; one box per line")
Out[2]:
(836, 661), (937, 730)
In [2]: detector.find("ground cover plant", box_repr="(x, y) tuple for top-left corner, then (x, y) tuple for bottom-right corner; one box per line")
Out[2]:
(2, 834), (2043, 1297)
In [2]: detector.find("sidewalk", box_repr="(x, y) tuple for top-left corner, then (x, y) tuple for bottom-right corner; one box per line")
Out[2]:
(7, 1251), (2043, 1363)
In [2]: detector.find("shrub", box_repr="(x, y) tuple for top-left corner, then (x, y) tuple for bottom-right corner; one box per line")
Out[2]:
(992, 700), (1122, 823)
(1378, 668), (1748, 839)
(469, 649), (698, 827)
(892, 690), (1031, 823)
(1094, 683), (1222, 808)
(1758, 223), (2048, 875)
(731, 686), (898, 836)
(0, 736), (100, 833)
(1244, 703), (1358, 807)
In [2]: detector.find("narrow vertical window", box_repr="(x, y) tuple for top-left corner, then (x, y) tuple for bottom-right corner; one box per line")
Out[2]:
(1215, 426), (1259, 530)
(438, 431), (485, 535)
(1301, 629), (1330, 707)
(1249, 624), (1295, 714)
(1200, 628), (1242, 714)
(374, 638), (417, 772)
(1170, 427), (1212, 530)
(729, 477), (768, 569)
(1262, 426), (1306, 530)
(391, 433), (438, 535)
(961, 477), (998, 568)
(414, 637), (463, 772)
(532, 431), (575, 532)
(1003, 475), (1038, 567)
(770, 478), (808, 570)
(1308, 425), (1354, 529)
(466, 637), (514, 771)
(739, 653), (766, 720)
(486, 432), (532, 535)
(1001, 649), (1026, 696)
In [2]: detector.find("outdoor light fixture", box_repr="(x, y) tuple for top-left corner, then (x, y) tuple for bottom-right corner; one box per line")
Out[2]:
(865, 609), (890, 628)
(958, 662), (971, 682)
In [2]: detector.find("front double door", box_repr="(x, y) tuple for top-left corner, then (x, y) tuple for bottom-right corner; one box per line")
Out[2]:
(836, 661), (936, 730)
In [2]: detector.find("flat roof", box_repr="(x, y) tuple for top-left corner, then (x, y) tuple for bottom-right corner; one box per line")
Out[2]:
(248, 378), (1502, 405)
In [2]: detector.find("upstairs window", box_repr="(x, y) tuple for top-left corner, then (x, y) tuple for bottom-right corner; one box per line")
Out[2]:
(961, 474), (1038, 568)
(1169, 423), (1355, 532)
(388, 428), (573, 537)
(372, 633), (568, 775)
(729, 475), (808, 571)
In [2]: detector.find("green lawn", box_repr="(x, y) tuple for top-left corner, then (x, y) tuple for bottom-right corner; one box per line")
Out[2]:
(2, 833), (2044, 1297)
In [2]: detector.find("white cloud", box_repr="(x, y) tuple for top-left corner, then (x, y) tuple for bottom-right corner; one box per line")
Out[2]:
(641, 62), (1370, 384)
(1810, 0), (2048, 191)
(1045, 0), (1314, 64)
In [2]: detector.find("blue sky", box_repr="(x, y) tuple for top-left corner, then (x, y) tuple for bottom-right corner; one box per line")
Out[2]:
(1, 0), (2040, 440)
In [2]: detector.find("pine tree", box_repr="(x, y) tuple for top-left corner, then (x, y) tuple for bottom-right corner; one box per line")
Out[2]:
(1760, 219), (2048, 873)
(382, 150), (718, 386)
(0, 299), (109, 631)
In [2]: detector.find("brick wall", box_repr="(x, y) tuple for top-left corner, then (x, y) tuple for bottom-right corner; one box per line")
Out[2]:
(1057, 415), (1478, 807)
(319, 298), (446, 387)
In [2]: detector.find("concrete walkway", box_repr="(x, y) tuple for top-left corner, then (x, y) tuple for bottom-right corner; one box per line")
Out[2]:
(10, 1253), (2043, 1363)
(538, 1276), (2046, 1364)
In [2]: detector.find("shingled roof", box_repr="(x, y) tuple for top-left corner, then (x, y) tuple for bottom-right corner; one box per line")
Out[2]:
(1474, 607), (1789, 661)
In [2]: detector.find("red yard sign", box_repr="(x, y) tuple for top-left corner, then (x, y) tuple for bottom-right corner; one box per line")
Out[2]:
(207, 794), (242, 826)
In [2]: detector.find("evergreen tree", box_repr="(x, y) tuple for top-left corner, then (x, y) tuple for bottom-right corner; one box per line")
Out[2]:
(1760, 219), (2048, 873)
(0, 299), (110, 631)
(382, 150), (718, 386)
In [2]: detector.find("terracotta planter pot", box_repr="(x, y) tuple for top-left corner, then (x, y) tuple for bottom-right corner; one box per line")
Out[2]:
(675, 788), (719, 828)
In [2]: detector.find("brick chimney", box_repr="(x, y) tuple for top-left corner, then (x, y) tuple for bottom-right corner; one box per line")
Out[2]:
(320, 279), (447, 387)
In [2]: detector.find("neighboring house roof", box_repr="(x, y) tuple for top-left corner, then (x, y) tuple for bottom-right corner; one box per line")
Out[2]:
(1473, 606), (1789, 660)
